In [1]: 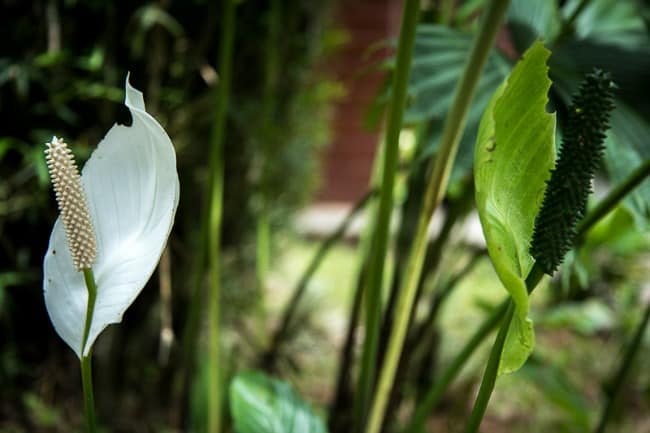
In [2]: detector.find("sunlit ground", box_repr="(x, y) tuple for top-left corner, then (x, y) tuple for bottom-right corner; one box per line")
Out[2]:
(267, 232), (650, 432)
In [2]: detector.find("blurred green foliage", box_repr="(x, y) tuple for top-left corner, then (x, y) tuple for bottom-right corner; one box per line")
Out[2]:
(230, 370), (327, 433)
(0, 0), (339, 430)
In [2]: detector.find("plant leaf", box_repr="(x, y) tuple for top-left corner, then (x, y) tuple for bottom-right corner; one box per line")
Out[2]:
(604, 103), (650, 228)
(562, 0), (648, 47)
(508, 0), (561, 51)
(474, 41), (555, 374)
(43, 76), (180, 358)
(537, 299), (614, 336)
(520, 357), (592, 430)
(230, 371), (327, 433)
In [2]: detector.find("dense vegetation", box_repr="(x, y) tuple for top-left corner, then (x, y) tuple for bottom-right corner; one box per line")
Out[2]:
(1, 1), (649, 433)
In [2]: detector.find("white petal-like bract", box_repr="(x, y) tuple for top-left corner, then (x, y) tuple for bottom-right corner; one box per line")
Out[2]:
(43, 76), (180, 358)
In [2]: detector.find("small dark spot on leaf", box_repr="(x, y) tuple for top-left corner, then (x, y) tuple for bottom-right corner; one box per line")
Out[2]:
(487, 138), (496, 152)
(52, 250), (56, 255)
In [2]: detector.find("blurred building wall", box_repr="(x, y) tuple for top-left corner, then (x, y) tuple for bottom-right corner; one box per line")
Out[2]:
(317, 0), (401, 202)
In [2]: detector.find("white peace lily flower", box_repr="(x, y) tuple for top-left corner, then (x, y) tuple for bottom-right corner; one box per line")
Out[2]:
(43, 76), (180, 359)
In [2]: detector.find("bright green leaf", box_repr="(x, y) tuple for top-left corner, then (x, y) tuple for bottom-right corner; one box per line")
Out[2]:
(230, 371), (327, 433)
(474, 41), (555, 374)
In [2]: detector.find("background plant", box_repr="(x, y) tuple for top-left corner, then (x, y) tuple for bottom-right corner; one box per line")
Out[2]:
(1, 0), (649, 432)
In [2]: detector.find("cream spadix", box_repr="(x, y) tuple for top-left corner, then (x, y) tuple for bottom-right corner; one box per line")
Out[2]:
(43, 76), (180, 358)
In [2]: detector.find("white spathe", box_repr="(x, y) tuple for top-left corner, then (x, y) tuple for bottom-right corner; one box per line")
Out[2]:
(43, 76), (180, 358)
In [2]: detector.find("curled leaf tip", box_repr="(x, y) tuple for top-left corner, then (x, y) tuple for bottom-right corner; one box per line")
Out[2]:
(45, 136), (97, 271)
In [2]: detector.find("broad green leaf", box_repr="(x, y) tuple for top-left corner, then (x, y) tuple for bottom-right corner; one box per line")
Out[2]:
(474, 41), (555, 374)
(505, 0), (650, 227)
(508, 0), (561, 51)
(407, 25), (510, 183)
(604, 104), (650, 228)
(230, 371), (327, 433)
(562, 0), (648, 47)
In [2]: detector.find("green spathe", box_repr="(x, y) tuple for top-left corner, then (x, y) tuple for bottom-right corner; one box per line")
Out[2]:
(474, 41), (555, 374)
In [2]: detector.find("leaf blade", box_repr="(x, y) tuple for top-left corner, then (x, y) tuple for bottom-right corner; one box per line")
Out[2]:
(230, 371), (327, 433)
(474, 40), (555, 374)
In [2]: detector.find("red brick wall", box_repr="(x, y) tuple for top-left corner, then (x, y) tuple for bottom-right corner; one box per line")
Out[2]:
(317, 0), (401, 202)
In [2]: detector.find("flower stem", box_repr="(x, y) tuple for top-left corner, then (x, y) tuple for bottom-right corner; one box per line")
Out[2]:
(354, 0), (420, 429)
(364, 1), (510, 432)
(81, 268), (97, 353)
(81, 268), (98, 433)
(463, 265), (545, 433)
(80, 354), (97, 433)
(406, 158), (650, 430)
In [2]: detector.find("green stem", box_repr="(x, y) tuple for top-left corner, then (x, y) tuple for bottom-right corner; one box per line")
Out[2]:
(364, 2), (510, 433)
(406, 159), (650, 431)
(595, 301), (650, 433)
(81, 268), (97, 354)
(439, 0), (455, 24)
(354, 0), (420, 428)
(332, 142), (386, 431)
(463, 265), (545, 433)
(81, 268), (98, 433)
(256, 209), (270, 288)
(207, 1), (236, 432)
(463, 302), (514, 432)
(408, 249), (485, 378)
(576, 159), (650, 240)
(80, 354), (97, 433)
(256, 0), (281, 291)
(555, 0), (592, 45)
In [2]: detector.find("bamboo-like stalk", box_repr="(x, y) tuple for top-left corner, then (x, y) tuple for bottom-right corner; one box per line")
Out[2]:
(364, 2), (510, 432)
(353, 0), (421, 429)
(331, 135), (386, 431)
(207, 1), (236, 432)
(256, 0), (282, 294)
